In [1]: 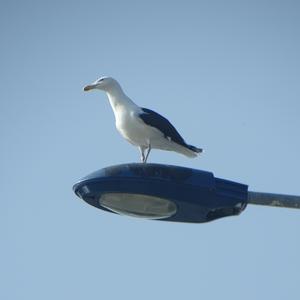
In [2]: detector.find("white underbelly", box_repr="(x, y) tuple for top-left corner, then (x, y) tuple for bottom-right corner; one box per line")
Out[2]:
(115, 111), (168, 147)
(117, 119), (160, 146)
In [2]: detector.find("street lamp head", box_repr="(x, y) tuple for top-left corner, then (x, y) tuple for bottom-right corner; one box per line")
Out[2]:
(73, 163), (248, 223)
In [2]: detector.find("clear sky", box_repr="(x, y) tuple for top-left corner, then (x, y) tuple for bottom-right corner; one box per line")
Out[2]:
(1, 0), (300, 299)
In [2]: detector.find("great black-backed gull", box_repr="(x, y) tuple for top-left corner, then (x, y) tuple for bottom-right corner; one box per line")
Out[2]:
(84, 77), (203, 163)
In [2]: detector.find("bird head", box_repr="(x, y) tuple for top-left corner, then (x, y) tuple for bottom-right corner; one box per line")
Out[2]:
(83, 77), (117, 92)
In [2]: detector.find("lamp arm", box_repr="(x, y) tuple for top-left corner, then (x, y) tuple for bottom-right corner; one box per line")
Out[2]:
(248, 191), (300, 209)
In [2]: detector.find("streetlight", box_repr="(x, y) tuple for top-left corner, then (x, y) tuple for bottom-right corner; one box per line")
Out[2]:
(73, 163), (300, 223)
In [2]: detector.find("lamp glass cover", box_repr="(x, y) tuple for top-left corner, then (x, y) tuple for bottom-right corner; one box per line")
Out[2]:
(100, 193), (177, 219)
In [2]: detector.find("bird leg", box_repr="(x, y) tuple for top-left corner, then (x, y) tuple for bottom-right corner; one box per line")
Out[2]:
(144, 144), (152, 163)
(139, 146), (146, 163)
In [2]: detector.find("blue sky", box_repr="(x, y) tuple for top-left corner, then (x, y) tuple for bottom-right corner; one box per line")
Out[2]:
(1, 1), (300, 299)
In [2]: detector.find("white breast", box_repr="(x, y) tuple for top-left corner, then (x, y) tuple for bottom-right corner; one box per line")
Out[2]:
(115, 108), (163, 147)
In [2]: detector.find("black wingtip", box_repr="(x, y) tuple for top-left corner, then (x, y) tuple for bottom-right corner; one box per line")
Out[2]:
(188, 145), (203, 153)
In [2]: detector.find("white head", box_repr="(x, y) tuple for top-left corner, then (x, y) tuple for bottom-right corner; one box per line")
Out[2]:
(84, 76), (120, 92)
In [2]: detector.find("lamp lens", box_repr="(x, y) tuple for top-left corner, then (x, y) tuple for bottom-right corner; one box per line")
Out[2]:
(99, 193), (177, 219)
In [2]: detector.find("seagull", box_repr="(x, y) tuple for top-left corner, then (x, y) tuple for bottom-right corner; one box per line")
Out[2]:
(83, 77), (203, 163)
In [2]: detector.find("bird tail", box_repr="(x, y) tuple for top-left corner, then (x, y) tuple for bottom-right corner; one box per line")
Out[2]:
(171, 143), (203, 158)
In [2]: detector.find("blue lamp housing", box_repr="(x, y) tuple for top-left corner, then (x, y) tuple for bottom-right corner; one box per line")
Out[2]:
(73, 163), (248, 223)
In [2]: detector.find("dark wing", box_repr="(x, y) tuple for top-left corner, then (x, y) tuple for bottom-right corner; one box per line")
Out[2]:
(139, 108), (187, 146)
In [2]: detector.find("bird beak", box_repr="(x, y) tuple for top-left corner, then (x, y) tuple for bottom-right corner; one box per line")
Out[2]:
(83, 84), (96, 91)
